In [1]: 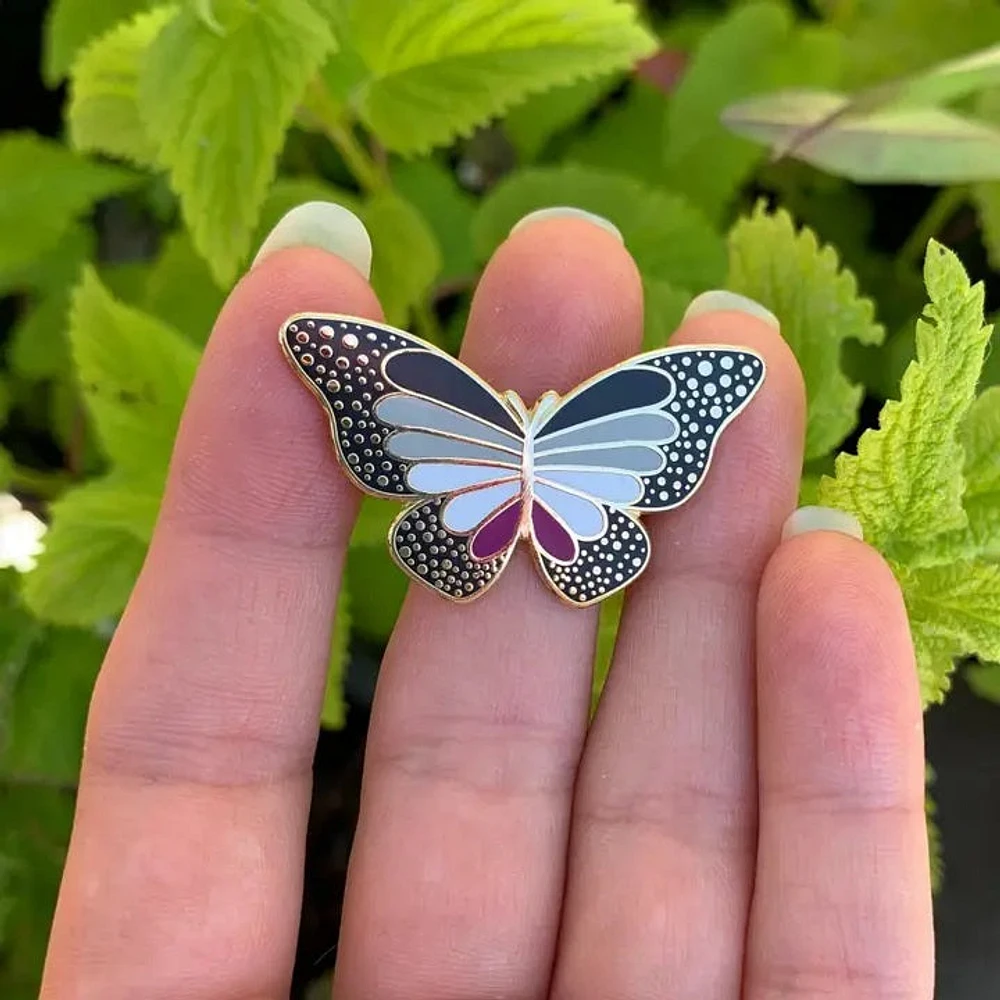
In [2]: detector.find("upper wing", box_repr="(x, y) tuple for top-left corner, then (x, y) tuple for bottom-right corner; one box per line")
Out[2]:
(280, 314), (524, 500)
(533, 346), (765, 514)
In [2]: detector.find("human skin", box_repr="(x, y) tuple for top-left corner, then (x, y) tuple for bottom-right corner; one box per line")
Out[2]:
(40, 212), (933, 999)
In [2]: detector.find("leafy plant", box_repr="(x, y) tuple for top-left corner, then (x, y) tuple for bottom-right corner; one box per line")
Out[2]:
(3, 0), (1000, 994)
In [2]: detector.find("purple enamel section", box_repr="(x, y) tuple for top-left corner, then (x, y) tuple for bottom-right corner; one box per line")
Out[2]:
(470, 501), (522, 560)
(532, 502), (576, 562)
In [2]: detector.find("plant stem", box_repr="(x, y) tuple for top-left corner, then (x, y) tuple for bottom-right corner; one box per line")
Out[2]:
(897, 186), (967, 274)
(308, 80), (385, 193)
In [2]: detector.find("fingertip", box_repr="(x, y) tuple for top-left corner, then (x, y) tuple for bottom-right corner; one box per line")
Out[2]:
(759, 530), (922, 730)
(466, 215), (644, 398)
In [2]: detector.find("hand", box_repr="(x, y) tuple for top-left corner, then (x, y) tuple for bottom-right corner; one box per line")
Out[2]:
(41, 209), (933, 999)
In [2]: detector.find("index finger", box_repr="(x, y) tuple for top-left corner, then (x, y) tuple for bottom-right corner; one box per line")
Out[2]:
(43, 229), (379, 998)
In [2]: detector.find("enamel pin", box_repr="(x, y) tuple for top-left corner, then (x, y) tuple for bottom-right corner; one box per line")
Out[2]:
(280, 315), (765, 607)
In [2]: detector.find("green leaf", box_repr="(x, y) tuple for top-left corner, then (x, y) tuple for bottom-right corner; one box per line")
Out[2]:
(0, 133), (136, 281)
(565, 80), (669, 188)
(8, 294), (72, 383)
(926, 777), (943, 893)
(144, 231), (225, 345)
(350, 498), (399, 549)
(473, 165), (725, 291)
(844, 0), (1000, 89)
(819, 241), (991, 557)
(727, 203), (884, 458)
(1, 628), (106, 784)
(966, 659), (1000, 704)
(320, 586), (351, 730)
(0, 785), (74, 999)
(43, 0), (155, 84)
(724, 90), (1000, 183)
(69, 268), (199, 480)
(347, 546), (406, 642)
(347, 0), (656, 154)
(902, 560), (1000, 704)
(68, 6), (176, 167)
(22, 478), (155, 626)
(505, 74), (619, 161)
(138, 0), (336, 284)
(364, 192), (442, 326)
(391, 159), (477, 284)
(664, 4), (843, 219)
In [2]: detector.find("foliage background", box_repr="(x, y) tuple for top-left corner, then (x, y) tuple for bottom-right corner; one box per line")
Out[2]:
(2, 0), (1000, 996)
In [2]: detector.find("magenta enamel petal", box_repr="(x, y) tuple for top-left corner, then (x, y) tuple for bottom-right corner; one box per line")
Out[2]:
(470, 501), (522, 560)
(531, 501), (576, 562)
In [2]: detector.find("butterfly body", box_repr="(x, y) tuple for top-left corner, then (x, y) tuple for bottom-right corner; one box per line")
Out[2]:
(281, 314), (765, 607)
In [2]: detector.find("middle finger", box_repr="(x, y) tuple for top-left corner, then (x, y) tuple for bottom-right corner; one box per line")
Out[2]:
(553, 298), (805, 999)
(334, 213), (644, 1000)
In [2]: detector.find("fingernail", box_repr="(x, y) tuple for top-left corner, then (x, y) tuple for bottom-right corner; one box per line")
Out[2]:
(252, 201), (372, 278)
(509, 206), (623, 243)
(781, 505), (864, 542)
(684, 290), (779, 329)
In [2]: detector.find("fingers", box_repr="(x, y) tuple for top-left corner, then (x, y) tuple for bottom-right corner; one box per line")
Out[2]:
(333, 217), (644, 1000)
(744, 531), (933, 999)
(552, 305), (806, 999)
(42, 248), (380, 998)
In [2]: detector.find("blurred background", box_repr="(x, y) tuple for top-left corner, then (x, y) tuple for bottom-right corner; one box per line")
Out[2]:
(2, 0), (1000, 996)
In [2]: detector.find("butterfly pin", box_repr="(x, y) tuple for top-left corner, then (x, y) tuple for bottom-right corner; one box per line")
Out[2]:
(280, 315), (765, 607)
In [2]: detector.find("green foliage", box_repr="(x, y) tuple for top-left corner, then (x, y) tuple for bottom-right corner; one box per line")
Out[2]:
(346, 0), (656, 153)
(727, 203), (884, 458)
(138, 0), (337, 283)
(820, 243), (998, 703)
(0, 134), (136, 281)
(966, 659), (1000, 703)
(473, 165), (725, 291)
(68, 6), (176, 168)
(7, 0), (1000, 991)
(663, 2), (843, 220)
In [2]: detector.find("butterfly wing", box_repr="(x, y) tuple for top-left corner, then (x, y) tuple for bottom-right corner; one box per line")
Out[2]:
(529, 345), (765, 606)
(281, 313), (525, 600)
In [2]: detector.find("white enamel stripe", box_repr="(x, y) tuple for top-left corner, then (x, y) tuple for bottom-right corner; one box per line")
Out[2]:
(533, 444), (665, 474)
(533, 482), (606, 538)
(441, 480), (522, 532)
(533, 411), (678, 451)
(386, 429), (520, 465)
(536, 468), (643, 505)
(375, 394), (523, 450)
(406, 462), (518, 494)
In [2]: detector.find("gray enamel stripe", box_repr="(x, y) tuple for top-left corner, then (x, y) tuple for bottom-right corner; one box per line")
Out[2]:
(536, 469), (643, 505)
(441, 480), (522, 532)
(533, 411), (678, 451)
(533, 482), (606, 538)
(386, 429), (520, 465)
(375, 394), (522, 450)
(532, 444), (664, 474)
(406, 462), (518, 494)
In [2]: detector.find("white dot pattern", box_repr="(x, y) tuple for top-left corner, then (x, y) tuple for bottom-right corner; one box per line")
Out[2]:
(634, 348), (763, 510)
(285, 317), (415, 497)
(539, 510), (650, 605)
(392, 498), (510, 600)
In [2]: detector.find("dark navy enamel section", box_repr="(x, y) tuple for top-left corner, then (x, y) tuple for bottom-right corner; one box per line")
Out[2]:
(537, 366), (674, 438)
(384, 350), (521, 434)
(632, 347), (764, 510)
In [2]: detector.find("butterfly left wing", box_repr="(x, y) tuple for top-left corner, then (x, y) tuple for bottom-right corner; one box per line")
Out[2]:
(281, 313), (526, 602)
(528, 345), (765, 606)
